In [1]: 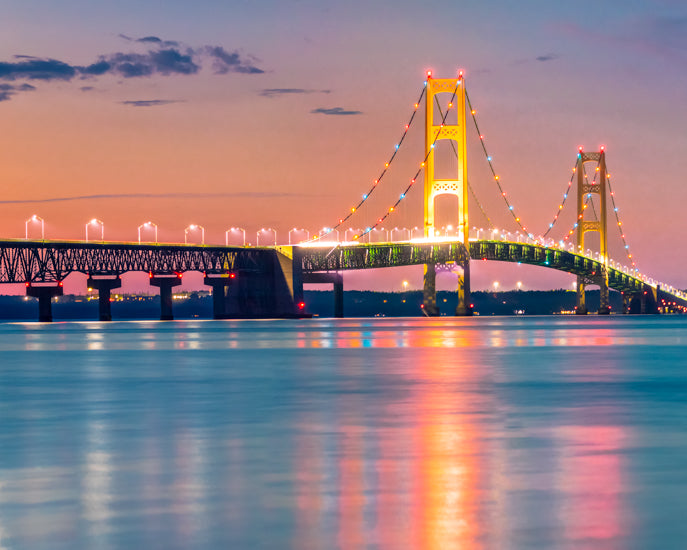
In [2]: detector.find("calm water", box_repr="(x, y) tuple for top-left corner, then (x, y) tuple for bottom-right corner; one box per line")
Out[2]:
(1, 316), (686, 549)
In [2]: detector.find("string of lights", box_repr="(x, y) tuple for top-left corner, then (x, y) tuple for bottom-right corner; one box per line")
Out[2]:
(542, 163), (578, 237)
(352, 73), (462, 240)
(606, 171), (638, 272)
(560, 162), (599, 243)
(311, 84), (427, 241)
(465, 89), (533, 240)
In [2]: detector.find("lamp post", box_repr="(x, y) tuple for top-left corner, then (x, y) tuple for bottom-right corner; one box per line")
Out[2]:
(319, 227), (340, 242)
(138, 221), (158, 244)
(25, 215), (44, 240)
(257, 228), (277, 246)
(225, 227), (246, 246)
(493, 281), (499, 292)
(185, 224), (205, 245)
(288, 228), (309, 244)
(516, 281), (523, 291)
(85, 218), (104, 242)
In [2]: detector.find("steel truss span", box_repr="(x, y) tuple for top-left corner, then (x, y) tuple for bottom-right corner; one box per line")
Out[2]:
(469, 241), (644, 293)
(298, 242), (470, 271)
(0, 241), (273, 283)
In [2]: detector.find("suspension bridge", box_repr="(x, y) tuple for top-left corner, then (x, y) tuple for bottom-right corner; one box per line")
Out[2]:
(3, 71), (686, 321)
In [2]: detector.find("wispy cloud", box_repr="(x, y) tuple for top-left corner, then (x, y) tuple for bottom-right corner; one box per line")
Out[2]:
(536, 54), (558, 62)
(121, 99), (184, 107)
(259, 88), (330, 98)
(0, 57), (76, 81)
(0, 191), (305, 204)
(311, 107), (362, 116)
(0, 35), (264, 102)
(0, 83), (35, 102)
(204, 46), (264, 74)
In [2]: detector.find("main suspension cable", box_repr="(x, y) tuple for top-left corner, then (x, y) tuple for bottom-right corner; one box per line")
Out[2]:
(311, 84), (427, 241)
(353, 78), (463, 240)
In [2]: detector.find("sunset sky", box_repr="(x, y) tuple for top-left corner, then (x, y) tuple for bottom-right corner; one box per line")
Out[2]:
(1, 0), (686, 295)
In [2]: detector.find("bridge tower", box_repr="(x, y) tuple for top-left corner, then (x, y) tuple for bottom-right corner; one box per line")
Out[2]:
(575, 148), (610, 314)
(423, 71), (471, 316)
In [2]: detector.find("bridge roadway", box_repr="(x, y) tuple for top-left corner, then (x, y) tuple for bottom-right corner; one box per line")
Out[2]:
(0, 238), (684, 320)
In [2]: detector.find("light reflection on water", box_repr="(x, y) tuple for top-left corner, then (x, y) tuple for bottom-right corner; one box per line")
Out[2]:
(0, 316), (687, 549)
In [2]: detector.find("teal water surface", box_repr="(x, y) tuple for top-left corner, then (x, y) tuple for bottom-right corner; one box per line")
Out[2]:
(0, 316), (686, 549)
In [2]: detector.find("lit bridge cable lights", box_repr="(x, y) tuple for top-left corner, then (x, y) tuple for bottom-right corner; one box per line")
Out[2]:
(465, 88), (534, 240)
(311, 83), (428, 242)
(354, 72), (464, 241)
(606, 171), (638, 273)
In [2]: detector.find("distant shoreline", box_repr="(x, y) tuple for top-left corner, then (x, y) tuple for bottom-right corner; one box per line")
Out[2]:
(0, 289), (627, 321)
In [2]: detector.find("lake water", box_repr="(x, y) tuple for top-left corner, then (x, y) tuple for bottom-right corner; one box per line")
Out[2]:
(0, 316), (686, 549)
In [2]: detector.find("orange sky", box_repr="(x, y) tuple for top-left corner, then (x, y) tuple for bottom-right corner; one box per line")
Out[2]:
(2, 1), (686, 294)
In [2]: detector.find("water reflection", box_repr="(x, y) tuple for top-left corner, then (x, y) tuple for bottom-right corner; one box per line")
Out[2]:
(0, 317), (684, 548)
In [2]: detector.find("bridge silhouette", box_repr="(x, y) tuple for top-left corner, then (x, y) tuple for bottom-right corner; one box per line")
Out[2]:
(5, 72), (686, 321)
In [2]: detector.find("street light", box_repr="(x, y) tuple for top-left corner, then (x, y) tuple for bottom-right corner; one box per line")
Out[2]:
(493, 281), (499, 292)
(225, 227), (246, 246)
(289, 227), (309, 244)
(85, 218), (104, 242)
(185, 224), (205, 245)
(403, 280), (409, 292)
(25, 214), (44, 240)
(344, 228), (363, 242)
(516, 281), (523, 291)
(318, 227), (340, 242)
(256, 228), (277, 246)
(138, 221), (158, 244)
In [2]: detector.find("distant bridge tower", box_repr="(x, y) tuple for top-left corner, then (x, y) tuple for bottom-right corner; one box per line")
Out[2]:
(423, 71), (471, 316)
(575, 147), (610, 314)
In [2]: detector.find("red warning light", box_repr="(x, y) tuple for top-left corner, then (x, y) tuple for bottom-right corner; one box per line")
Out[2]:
(298, 302), (305, 310)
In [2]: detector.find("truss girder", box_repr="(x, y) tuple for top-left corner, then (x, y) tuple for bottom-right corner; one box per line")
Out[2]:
(300, 242), (469, 272)
(0, 241), (270, 283)
(468, 241), (644, 293)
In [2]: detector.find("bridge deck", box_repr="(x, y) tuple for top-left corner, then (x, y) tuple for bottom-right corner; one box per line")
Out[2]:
(2, 238), (685, 308)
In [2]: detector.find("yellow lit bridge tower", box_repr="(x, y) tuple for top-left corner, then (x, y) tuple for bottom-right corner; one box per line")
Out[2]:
(423, 71), (471, 316)
(575, 147), (610, 314)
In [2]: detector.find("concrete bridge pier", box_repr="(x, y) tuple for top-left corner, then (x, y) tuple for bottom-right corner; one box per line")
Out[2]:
(455, 260), (473, 316)
(150, 274), (182, 320)
(87, 276), (122, 321)
(26, 283), (63, 322)
(575, 276), (588, 315)
(622, 292), (632, 314)
(204, 274), (237, 319)
(423, 263), (439, 316)
(302, 272), (343, 318)
(597, 266), (611, 314)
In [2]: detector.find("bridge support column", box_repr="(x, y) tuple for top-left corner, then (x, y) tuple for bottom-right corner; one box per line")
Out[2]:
(303, 272), (343, 318)
(455, 261), (473, 316)
(622, 292), (632, 314)
(575, 276), (588, 315)
(26, 283), (63, 322)
(87, 276), (122, 321)
(204, 274), (237, 319)
(150, 274), (182, 320)
(333, 278), (344, 319)
(423, 263), (438, 316)
(598, 268), (611, 315)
